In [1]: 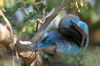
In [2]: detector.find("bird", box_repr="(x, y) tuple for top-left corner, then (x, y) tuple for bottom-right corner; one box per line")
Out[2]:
(34, 14), (89, 62)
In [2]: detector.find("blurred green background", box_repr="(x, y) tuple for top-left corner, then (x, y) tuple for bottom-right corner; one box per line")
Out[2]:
(0, 0), (100, 66)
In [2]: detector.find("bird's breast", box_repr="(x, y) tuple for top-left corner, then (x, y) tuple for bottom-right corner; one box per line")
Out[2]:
(55, 39), (83, 56)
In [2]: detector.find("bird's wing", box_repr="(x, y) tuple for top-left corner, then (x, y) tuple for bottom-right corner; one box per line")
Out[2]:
(71, 22), (86, 46)
(58, 27), (81, 46)
(58, 22), (86, 47)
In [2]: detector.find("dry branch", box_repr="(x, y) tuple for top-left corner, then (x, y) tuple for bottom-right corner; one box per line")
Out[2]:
(31, 3), (67, 44)
(0, 10), (13, 54)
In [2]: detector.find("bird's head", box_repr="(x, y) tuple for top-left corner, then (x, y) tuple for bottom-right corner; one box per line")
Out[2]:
(58, 14), (89, 47)
(58, 14), (88, 34)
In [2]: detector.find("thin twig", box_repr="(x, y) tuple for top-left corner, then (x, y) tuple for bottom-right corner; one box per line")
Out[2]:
(36, 0), (46, 32)
(36, 21), (39, 32)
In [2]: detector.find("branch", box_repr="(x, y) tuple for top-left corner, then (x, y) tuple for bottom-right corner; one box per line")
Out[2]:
(0, 10), (12, 33)
(0, 10), (14, 47)
(31, 3), (68, 43)
(0, 10), (14, 48)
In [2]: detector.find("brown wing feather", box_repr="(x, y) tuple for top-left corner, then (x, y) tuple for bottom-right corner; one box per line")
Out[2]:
(58, 22), (86, 47)
(71, 22), (86, 46)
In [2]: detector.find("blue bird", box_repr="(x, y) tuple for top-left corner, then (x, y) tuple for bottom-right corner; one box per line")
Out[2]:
(35, 14), (89, 59)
